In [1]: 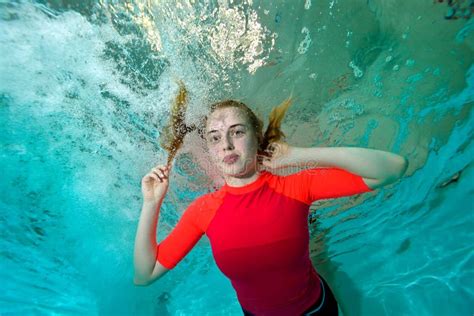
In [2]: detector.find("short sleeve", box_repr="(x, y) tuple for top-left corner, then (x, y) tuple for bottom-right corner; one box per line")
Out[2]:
(283, 167), (374, 204)
(156, 197), (206, 270)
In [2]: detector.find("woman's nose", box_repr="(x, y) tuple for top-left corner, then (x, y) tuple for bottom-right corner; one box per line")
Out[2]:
(223, 134), (234, 150)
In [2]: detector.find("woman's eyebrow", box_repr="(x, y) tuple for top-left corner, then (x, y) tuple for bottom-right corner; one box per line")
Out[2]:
(207, 123), (246, 134)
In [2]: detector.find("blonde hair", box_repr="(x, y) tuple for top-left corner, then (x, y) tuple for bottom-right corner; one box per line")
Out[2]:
(159, 80), (195, 166)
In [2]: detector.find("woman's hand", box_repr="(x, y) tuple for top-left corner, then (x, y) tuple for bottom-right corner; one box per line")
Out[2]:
(260, 141), (295, 170)
(141, 164), (170, 204)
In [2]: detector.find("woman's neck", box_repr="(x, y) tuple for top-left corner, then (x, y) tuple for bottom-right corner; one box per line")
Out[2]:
(224, 170), (261, 187)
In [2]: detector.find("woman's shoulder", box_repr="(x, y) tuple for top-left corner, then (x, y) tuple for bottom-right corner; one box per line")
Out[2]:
(187, 189), (225, 212)
(261, 169), (295, 184)
(183, 190), (225, 230)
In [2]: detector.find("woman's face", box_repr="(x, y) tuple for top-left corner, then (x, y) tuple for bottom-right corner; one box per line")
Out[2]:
(205, 107), (259, 179)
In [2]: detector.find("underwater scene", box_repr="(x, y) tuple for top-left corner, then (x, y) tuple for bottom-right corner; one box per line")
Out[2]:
(1, 0), (473, 315)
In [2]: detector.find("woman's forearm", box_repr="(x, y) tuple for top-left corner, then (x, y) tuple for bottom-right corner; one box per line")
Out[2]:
(290, 146), (408, 182)
(133, 199), (163, 283)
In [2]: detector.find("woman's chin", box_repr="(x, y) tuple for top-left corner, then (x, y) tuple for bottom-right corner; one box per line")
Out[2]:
(221, 166), (256, 178)
(222, 168), (244, 177)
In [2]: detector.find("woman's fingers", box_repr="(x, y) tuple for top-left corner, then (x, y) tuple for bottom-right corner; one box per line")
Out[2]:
(153, 169), (168, 180)
(150, 172), (161, 181)
(266, 141), (288, 158)
(153, 170), (164, 178)
(149, 165), (170, 183)
(153, 165), (168, 172)
(144, 173), (159, 183)
(141, 165), (171, 202)
(264, 144), (279, 157)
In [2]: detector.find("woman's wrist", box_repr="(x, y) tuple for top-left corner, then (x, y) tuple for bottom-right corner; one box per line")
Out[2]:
(263, 143), (319, 170)
(142, 199), (161, 210)
(286, 146), (315, 167)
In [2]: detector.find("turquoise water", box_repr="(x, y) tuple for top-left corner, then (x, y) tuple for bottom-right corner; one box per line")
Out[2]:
(1, 1), (473, 315)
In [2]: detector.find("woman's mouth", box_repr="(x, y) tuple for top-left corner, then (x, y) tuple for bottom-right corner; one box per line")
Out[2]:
(223, 154), (239, 164)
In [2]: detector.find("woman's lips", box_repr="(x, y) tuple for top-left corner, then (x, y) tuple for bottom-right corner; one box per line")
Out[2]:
(223, 154), (239, 164)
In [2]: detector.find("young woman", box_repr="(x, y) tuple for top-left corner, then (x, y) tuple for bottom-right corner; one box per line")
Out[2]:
(134, 99), (408, 315)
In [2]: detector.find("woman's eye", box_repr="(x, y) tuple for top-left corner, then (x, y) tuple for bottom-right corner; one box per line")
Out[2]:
(208, 135), (220, 143)
(233, 130), (244, 136)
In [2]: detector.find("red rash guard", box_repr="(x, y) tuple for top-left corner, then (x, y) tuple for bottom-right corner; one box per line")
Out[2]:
(156, 167), (373, 315)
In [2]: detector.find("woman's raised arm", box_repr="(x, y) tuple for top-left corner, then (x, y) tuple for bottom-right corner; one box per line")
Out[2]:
(133, 165), (171, 286)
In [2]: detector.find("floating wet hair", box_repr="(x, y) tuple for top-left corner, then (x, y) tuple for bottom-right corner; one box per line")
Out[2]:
(160, 80), (195, 167)
(260, 97), (292, 152)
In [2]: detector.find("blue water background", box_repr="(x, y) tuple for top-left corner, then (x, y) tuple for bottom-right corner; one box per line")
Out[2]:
(1, 1), (473, 315)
